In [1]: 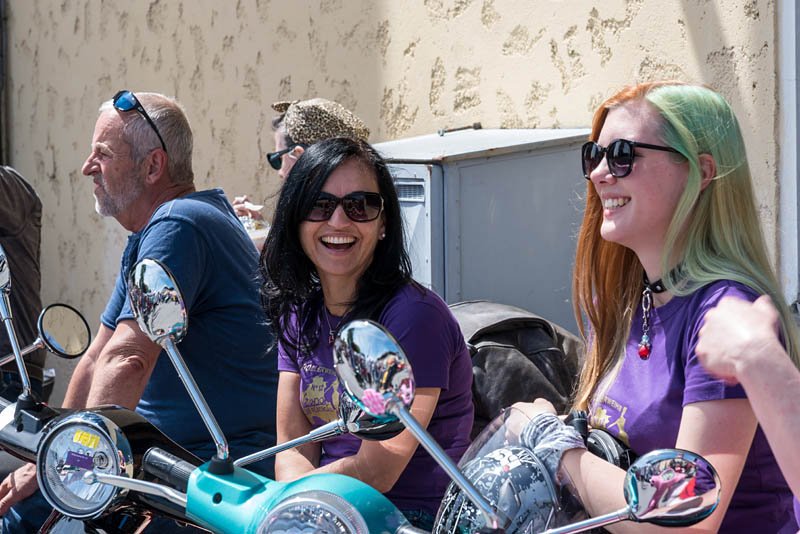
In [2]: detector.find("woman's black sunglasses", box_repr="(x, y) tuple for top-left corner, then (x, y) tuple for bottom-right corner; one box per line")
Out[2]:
(306, 191), (384, 223)
(581, 139), (680, 179)
(112, 90), (168, 153)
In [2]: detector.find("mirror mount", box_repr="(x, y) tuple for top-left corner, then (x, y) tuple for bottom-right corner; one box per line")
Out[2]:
(0, 244), (40, 413)
(233, 389), (403, 468)
(128, 258), (232, 474)
(334, 319), (506, 531)
(540, 448), (721, 534)
(0, 304), (93, 367)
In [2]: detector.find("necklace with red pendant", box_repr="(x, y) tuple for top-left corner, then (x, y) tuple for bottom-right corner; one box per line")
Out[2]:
(638, 274), (667, 360)
(324, 307), (344, 345)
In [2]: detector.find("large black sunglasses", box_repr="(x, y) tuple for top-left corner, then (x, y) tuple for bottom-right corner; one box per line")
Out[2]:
(306, 191), (384, 223)
(267, 145), (305, 170)
(581, 139), (680, 179)
(113, 90), (168, 153)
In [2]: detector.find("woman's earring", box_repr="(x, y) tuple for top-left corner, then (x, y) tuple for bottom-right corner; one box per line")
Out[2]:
(380, 231), (386, 240)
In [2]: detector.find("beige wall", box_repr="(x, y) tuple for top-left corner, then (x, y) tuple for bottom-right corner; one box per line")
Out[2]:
(4, 0), (779, 402)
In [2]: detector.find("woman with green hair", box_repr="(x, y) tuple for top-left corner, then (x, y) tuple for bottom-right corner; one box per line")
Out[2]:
(517, 81), (798, 532)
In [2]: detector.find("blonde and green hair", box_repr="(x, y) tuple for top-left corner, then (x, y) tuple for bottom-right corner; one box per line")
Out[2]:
(572, 81), (800, 410)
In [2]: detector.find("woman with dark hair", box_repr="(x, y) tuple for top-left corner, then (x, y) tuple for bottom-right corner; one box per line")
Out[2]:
(261, 137), (473, 528)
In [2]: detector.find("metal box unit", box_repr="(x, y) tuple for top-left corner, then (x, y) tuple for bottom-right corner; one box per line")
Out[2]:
(375, 128), (590, 334)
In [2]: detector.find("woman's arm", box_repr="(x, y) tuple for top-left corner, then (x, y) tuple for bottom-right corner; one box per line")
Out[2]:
(281, 387), (441, 493)
(734, 346), (800, 497)
(560, 398), (756, 534)
(696, 294), (800, 496)
(275, 372), (321, 480)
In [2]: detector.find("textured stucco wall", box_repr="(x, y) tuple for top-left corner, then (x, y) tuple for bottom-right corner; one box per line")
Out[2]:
(3, 0), (779, 402)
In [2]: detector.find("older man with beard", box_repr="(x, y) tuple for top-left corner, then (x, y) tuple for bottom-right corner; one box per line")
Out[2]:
(0, 91), (279, 532)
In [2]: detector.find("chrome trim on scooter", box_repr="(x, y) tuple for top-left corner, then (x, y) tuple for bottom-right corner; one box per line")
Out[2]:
(84, 471), (188, 509)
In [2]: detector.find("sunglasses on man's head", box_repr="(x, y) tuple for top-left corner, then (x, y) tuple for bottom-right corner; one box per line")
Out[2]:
(305, 191), (384, 223)
(581, 139), (680, 179)
(112, 90), (168, 153)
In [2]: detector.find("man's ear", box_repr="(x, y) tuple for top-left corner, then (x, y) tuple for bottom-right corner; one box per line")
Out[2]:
(698, 153), (716, 191)
(144, 149), (168, 185)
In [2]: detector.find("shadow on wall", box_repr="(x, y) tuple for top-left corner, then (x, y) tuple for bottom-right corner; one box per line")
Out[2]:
(5, 1), (387, 405)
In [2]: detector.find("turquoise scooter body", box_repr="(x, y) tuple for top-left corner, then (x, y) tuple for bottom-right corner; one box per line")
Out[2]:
(186, 463), (409, 534)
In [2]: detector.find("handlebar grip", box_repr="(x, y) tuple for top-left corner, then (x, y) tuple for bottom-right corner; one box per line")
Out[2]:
(565, 409), (589, 442)
(143, 447), (196, 493)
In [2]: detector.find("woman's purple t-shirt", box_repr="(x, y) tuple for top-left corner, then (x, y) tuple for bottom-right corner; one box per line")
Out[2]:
(278, 283), (474, 515)
(589, 280), (796, 533)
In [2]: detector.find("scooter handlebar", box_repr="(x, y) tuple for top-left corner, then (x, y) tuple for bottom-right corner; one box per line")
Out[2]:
(143, 447), (196, 493)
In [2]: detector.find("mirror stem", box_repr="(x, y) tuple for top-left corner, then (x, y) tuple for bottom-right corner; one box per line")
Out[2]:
(385, 396), (504, 530)
(0, 293), (33, 399)
(162, 338), (229, 462)
(0, 339), (42, 368)
(234, 418), (347, 467)
(540, 508), (630, 534)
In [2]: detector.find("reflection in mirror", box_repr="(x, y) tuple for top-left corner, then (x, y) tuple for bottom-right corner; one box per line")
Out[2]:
(39, 304), (92, 358)
(333, 319), (415, 421)
(626, 448), (720, 526)
(338, 393), (404, 441)
(0, 244), (9, 291)
(127, 259), (187, 344)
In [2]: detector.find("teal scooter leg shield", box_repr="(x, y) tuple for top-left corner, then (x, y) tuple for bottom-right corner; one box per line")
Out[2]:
(188, 467), (408, 533)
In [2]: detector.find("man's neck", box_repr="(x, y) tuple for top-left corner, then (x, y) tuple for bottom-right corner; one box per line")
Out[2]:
(117, 183), (197, 232)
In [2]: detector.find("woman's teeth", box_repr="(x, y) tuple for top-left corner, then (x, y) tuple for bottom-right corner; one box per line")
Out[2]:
(321, 235), (356, 249)
(603, 197), (629, 209)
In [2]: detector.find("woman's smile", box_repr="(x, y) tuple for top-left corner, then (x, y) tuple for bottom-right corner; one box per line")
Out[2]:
(320, 234), (357, 249)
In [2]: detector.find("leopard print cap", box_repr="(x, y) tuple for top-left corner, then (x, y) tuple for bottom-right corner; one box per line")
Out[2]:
(272, 98), (370, 145)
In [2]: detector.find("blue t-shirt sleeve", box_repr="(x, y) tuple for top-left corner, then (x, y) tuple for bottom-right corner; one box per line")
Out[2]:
(100, 271), (127, 329)
(683, 284), (754, 405)
(381, 290), (454, 390)
(117, 219), (210, 324)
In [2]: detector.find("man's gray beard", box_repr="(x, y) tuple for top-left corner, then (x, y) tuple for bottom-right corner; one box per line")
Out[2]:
(94, 196), (109, 216)
(94, 176), (145, 217)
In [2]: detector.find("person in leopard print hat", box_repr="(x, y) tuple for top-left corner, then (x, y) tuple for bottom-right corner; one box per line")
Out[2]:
(233, 98), (370, 223)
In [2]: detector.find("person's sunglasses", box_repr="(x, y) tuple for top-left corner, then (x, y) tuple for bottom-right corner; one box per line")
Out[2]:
(306, 191), (384, 223)
(581, 139), (680, 179)
(267, 145), (304, 170)
(112, 90), (168, 153)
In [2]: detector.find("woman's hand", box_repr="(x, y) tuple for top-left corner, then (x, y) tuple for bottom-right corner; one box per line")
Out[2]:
(696, 295), (782, 384)
(232, 195), (264, 220)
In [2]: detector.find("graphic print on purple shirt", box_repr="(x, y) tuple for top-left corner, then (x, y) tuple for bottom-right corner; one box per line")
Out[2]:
(278, 283), (474, 515)
(589, 280), (797, 533)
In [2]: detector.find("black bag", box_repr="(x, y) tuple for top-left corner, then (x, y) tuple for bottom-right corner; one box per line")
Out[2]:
(449, 300), (583, 438)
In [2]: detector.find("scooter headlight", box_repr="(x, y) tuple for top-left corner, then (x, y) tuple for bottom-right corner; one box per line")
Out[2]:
(36, 412), (133, 519)
(257, 490), (369, 534)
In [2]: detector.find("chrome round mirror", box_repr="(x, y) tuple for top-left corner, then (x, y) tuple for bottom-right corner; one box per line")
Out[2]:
(625, 448), (720, 526)
(127, 259), (187, 344)
(0, 244), (9, 292)
(38, 304), (91, 359)
(333, 319), (415, 421)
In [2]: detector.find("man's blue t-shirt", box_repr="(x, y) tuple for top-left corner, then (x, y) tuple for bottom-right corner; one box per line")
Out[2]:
(101, 188), (277, 475)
